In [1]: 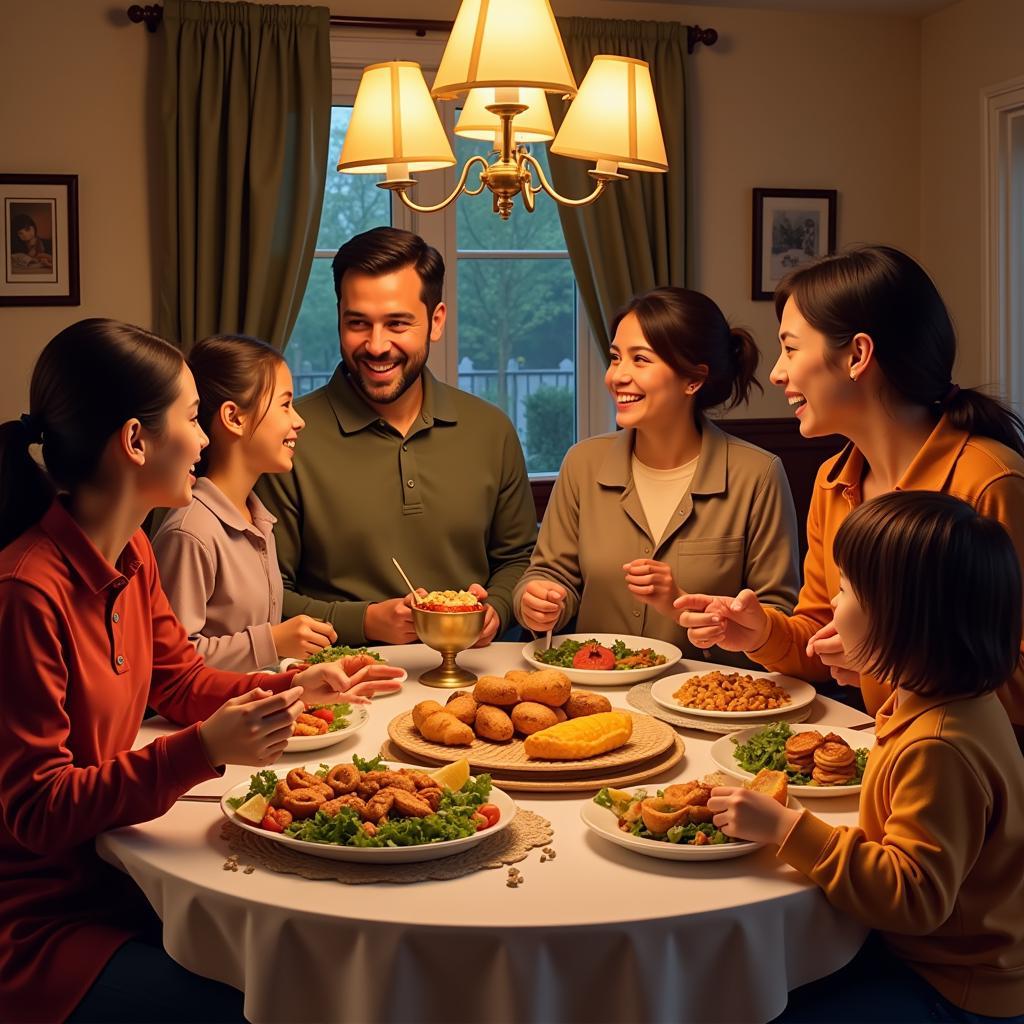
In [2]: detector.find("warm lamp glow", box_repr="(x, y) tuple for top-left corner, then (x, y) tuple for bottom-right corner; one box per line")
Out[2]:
(551, 55), (667, 173)
(337, 61), (455, 175)
(431, 0), (576, 99)
(455, 88), (555, 143)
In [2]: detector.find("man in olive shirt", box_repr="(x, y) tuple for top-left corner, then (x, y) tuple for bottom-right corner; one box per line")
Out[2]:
(257, 227), (537, 645)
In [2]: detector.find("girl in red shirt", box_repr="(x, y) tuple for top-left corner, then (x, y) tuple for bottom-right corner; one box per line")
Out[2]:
(0, 319), (403, 1023)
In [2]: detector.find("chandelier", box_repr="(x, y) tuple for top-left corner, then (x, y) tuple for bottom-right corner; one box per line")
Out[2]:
(336, 0), (668, 220)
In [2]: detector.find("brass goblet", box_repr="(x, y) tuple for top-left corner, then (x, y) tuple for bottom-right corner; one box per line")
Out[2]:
(412, 606), (486, 688)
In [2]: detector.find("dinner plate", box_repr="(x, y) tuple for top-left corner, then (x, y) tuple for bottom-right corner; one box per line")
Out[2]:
(710, 724), (876, 797)
(521, 633), (682, 686)
(284, 705), (370, 753)
(581, 791), (804, 861)
(221, 762), (517, 863)
(649, 669), (816, 719)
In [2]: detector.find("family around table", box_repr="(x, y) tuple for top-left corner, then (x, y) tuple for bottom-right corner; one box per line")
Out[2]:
(1, 226), (1023, 1023)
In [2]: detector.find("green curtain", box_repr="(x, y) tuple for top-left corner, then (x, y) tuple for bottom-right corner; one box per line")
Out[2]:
(158, 0), (331, 353)
(548, 18), (688, 358)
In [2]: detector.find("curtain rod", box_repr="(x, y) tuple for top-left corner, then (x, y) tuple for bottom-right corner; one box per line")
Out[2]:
(126, 6), (719, 53)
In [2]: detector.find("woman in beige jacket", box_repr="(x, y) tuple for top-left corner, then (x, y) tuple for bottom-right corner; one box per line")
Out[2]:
(514, 287), (800, 666)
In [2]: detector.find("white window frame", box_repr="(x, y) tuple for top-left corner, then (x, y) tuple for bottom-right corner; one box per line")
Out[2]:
(325, 28), (613, 462)
(982, 74), (1024, 411)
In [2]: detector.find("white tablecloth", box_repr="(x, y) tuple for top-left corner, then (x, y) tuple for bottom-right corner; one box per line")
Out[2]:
(101, 645), (873, 1024)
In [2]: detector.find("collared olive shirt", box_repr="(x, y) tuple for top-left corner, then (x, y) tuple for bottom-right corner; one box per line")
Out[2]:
(513, 421), (800, 666)
(256, 366), (537, 643)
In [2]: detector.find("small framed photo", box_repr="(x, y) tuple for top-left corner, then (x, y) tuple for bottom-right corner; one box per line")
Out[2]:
(751, 187), (836, 301)
(0, 174), (80, 306)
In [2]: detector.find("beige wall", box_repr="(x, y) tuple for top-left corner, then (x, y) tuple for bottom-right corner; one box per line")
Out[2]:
(0, 0), (931, 422)
(920, 0), (1024, 394)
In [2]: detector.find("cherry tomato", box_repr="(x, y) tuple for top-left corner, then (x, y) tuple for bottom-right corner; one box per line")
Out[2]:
(477, 803), (500, 829)
(260, 813), (285, 834)
(472, 812), (488, 831)
(310, 707), (334, 724)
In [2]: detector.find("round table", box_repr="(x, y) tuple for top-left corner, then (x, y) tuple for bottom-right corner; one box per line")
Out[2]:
(102, 643), (871, 1024)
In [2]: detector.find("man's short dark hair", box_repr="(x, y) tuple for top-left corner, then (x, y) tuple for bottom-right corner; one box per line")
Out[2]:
(332, 227), (444, 317)
(833, 491), (1023, 698)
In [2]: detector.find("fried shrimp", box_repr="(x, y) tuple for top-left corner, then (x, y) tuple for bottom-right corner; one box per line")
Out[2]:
(326, 764), (360, 795)
(388, 789), (433, 818)
(363, 791), (395, 823)
(293, 713), (329, 736)
(320, 794), (367, 818)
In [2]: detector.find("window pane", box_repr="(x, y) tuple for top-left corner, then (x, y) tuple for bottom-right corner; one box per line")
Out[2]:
(287, 107), (391, 395)
(457, 258), (576, 474)
(455, 135), (566, 252)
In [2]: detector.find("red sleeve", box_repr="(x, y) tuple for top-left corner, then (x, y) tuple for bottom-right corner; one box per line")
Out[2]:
(0, 581), (218, 856)
(142, 538), (297, 724)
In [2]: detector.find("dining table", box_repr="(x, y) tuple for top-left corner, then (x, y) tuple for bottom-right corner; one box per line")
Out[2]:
(100, 643), (876, 1024)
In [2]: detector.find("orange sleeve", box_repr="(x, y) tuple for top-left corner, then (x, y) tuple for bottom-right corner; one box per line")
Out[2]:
(747, 466), (834, 681)
(777, 739), (988, 935)
(975, 473), (1024, 728)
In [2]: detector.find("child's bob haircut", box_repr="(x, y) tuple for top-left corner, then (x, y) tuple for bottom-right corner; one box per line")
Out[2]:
(833, 491), (1022, 698)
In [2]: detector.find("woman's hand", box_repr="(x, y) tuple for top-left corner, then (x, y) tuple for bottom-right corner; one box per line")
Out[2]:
(198, 686), (304, 767)
(293, 661), (406, 705)
(806, 620), (860, 686)
(673, 588), (771, 653)
(270, 615), (336, 660)
(623, 560), (682, 621)
(467, 583), (501, 648)
(519, 580), (567, 633)
(706, 786), (801, 845)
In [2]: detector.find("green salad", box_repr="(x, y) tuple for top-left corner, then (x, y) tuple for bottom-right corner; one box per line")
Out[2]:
(732, 722), (869, 786)
(304, 644), (384, 666)
(227, 755), (494, 849)
(536, 638), (665, 670)
(304, 702), (352, 733)
(593, 787), (733, 845)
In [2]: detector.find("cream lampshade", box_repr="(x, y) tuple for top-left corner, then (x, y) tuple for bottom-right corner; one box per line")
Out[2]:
(455, 87), (555, 143)
(551, 55), (668, 173)
(431, 0), (576, 100)
(337, 61), (455, 176)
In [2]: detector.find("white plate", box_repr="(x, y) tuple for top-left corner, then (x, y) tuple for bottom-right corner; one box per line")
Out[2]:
(710, 724), (876, 797)
(581, 790), (804, 861)
(284, 705), (370, 753)
(650, 669), (816, 719)
(521, 633), (682, 687)
(221, 762), (516, 863)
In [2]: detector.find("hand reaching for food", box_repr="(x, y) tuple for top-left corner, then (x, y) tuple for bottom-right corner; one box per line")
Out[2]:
(623, 559), (682, 621)
(707, 783), (801, 846)
(199, 686), (304, 767)
(674, 588), (771, 652)
(519, 579), (567, 632)
(293, 660), (405, 705)
(806, 618), (860, 686)
(270, 614), (337, 660)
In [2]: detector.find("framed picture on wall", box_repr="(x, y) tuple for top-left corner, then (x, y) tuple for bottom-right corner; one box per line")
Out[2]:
(0, 174), (80, 306)
(751, 188), (836, 301)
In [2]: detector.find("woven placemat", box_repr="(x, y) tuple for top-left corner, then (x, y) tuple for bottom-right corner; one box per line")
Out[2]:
(388, 709), (674, 774)
(219, 809), (552, 884)
(627, 682), (812, 735)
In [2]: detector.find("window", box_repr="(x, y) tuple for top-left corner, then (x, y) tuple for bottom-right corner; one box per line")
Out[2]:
(285, 30), (613, 476)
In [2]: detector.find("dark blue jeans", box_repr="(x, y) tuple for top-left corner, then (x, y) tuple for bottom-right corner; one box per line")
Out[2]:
(67, 905), (246, 1023)
(774, 933), (1024, 1023)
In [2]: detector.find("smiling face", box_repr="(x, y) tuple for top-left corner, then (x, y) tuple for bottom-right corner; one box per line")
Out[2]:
(605, 311), (698, 431)
(245, 360), (305, 474)
(338, 265), (445, 408)
(769, 297), (858, 438)
(831, 574), (873, 673)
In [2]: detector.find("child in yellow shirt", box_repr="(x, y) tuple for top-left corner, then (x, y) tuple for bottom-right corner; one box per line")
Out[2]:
(709, 491), (1024, 1021)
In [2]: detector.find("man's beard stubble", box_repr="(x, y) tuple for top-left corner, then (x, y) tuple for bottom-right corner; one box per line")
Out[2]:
(342, 345), (429, 406)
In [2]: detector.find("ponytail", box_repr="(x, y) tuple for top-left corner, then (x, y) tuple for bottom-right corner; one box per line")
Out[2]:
(0, 420), (56, 550)
(944, 389), (1024, 458)
(725, 326), (763, 411)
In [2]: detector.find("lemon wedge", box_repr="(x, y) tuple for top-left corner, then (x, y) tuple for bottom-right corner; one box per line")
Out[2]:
(606, 788), (634, 804)
(235, 793), (269, 824)
(430, 757), (470, 792)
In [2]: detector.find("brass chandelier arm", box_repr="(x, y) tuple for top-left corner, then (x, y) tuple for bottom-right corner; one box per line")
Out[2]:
(382, 155), (490, 213)
(519, 151), (609, 209)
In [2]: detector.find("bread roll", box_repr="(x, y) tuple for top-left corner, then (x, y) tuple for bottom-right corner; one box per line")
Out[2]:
(419, 711), (475, 746)
(564, 691), (612, 718)
(523, 711), (633, 760)
(517, 669), (571, 707)
(473, 676), (520, 706)
(412, 700), (445, 731)
(445, 692), (479, 726)
(511, 701), (559, 735)
(474, 704), (514, 742)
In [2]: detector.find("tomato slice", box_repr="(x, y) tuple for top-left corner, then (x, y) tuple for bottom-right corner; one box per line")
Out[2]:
(472, 812), (489, 831)
(310, 707), (334, 724)
(260, 813), (285, 834)
(477, 803), (500, 829)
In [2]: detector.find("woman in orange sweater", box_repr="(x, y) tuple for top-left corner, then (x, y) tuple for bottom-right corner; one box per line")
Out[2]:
(709, 492), (1024, 1021)
(0, 319), (403, 1023)
(675, 246), (1024, 732)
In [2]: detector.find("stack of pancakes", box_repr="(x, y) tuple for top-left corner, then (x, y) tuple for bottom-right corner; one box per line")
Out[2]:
(784, 730), (857, 785)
